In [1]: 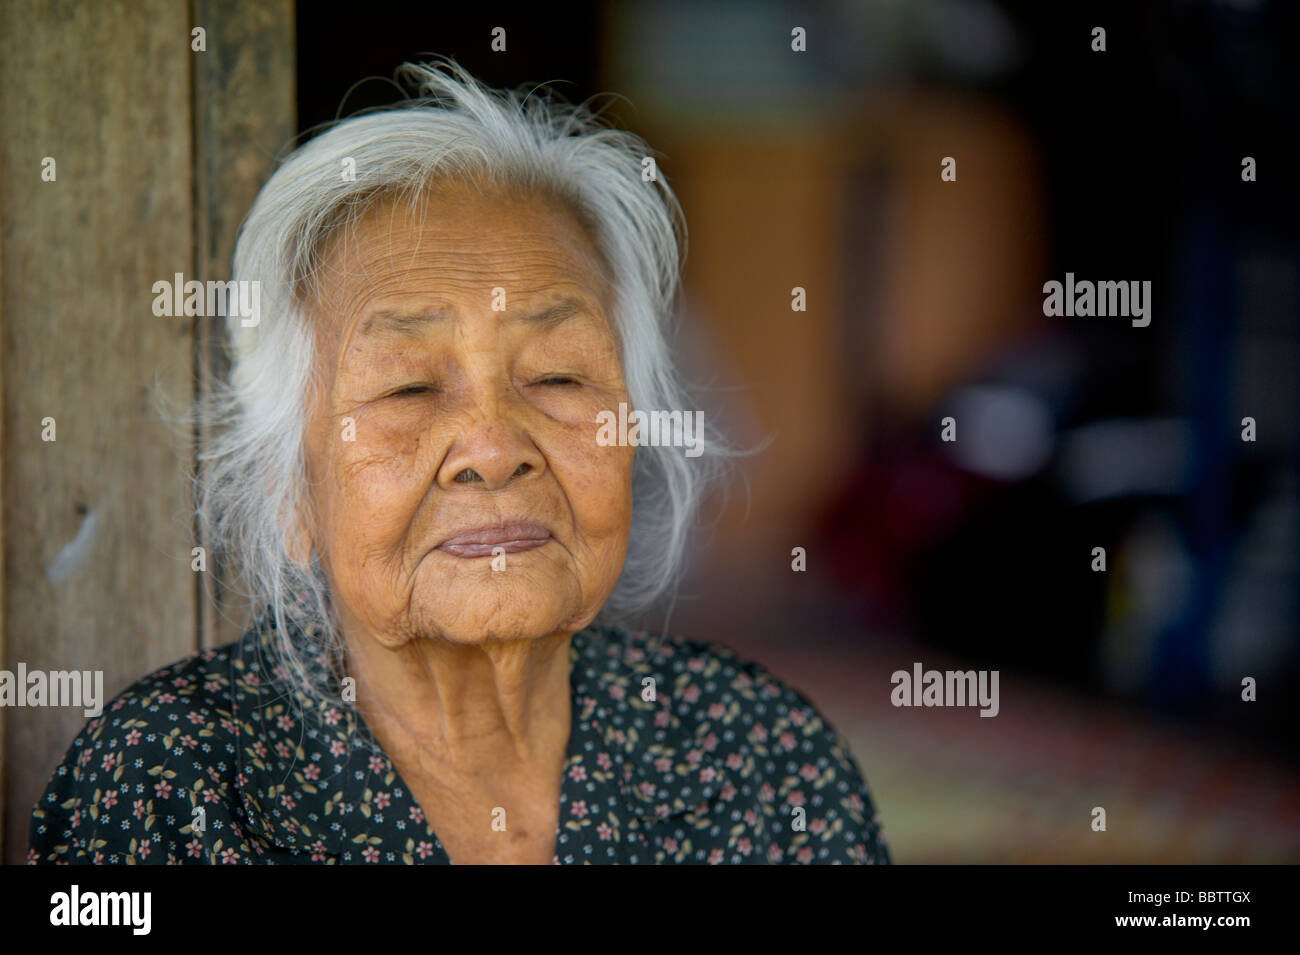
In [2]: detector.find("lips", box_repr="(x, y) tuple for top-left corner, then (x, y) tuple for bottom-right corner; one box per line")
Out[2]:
(436, 522), (553, 558)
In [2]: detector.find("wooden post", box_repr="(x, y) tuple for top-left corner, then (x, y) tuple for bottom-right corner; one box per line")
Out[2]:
(0, 0), (295, 863)
(192, 0), (297, 650)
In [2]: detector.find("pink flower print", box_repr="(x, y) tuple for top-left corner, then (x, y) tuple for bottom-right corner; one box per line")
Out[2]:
(125, 730), (142, 746)
(683, 685), (701, 704)
(374, 791), (391, 809)
(596, 822), (613, 841)
(779, 732), (796, 751)
(132, 799), (146, 820)
(362, 847), (380, 863)
(220, 848), (241, 863)
(187, 839), (203, 859)
(416, 841), (434, 859)
(708, 848), (724, 864)
(368, 756), (386, 775)
(663, 837), (678, 853)
(101, 753), (117, 772)
(596, 752), (613, 771)
(699, 767), (716, 784)
(737, 838), (752, 856)
(787, 790), (805, 808)
(688, 657), (706, 673)
(797, 847), (814, 863)
(276, 714), (295, 731)
(654, 710), (670, 728)
(708, 703), (725, 720)
(154, 780), (173, 799)
(799, 763), (819, 782)
(570, 800), (589, 819)
(323, 708), (341, 725)
(654, 757), (672, 774)
(790, 708), (808, 726)
(568, 764), (587, 782)
(101, 790), (118, 809)
(609, 684), (625, 701)
(303, 764), (320, 780)
(409, 805), (425, 824)
(810, 818), (827, 835)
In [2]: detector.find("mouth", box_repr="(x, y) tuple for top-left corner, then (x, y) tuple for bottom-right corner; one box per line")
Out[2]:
(436, 522), (553, 559)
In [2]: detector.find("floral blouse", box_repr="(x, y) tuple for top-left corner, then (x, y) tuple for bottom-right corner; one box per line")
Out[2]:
(29, 605), (890, 865)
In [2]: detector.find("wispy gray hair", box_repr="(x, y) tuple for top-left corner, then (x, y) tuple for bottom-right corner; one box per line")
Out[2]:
(196, 59), (729, 709)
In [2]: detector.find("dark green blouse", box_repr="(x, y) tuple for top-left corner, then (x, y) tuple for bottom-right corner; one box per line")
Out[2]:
(30, 606), (890, 864)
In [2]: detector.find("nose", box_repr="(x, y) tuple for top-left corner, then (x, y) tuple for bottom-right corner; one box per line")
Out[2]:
(435, 396), (546, 492)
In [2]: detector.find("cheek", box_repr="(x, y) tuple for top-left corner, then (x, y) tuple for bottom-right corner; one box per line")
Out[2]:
(551, 427), (636, 547)
(316, 420), (437, 555)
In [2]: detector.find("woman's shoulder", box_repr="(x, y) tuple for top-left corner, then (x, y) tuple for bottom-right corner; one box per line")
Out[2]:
(583, 623), (842, 721)
(580, 624), (891, 863)
(63, 640), (241, 751)
(28, 639), (248, 864)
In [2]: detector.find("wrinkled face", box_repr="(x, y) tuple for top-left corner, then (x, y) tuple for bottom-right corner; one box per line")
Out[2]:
(300, 180), (636, 648)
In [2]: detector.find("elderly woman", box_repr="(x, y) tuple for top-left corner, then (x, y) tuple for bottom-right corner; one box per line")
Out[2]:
(29, 62), (888, 865)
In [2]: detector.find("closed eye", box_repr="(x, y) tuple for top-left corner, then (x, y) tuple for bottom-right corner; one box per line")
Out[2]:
(534, 376), (579, 387)
(388, 384), (436, 398)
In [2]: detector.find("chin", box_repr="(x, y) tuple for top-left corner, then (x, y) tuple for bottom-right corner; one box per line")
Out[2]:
(399, 548), (609, 644)
(408, 584), (584, 646)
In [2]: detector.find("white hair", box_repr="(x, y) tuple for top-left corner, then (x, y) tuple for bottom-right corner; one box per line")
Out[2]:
(196, 59), (730, 706)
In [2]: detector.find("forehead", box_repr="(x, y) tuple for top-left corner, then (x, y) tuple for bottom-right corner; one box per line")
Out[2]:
(307, 179), (614, 323)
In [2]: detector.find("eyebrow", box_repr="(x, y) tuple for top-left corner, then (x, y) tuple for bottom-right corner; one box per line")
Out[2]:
(358, 297), (589, 338)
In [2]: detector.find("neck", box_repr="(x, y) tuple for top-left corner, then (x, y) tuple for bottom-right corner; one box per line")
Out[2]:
(345, 626), (574, 776)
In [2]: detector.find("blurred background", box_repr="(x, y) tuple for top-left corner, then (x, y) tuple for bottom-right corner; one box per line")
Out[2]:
(1, 0), (1296, 862)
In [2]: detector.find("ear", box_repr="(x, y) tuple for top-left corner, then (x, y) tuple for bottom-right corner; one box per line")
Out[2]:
(285, 496), (316, 570)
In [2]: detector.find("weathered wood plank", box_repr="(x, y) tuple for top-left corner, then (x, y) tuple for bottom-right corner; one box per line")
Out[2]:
(0, 0), (195, 863)
(0, 135), (8, 863)
(192, 0), (297, 651)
